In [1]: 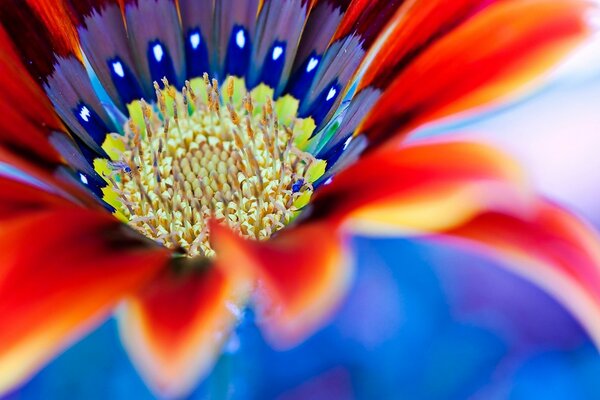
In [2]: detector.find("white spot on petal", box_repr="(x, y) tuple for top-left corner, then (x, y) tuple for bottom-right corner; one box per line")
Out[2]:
(326, 87), (337, 102)
(272, 46), (283, 61)
(79, 173), (89, 185)
(343, 136), (353, 150)
(190, 33), (201, 50)
(152, 44), (164, 62)
(323, 177), (333, 186)
(79, 106), (91, 123)
(306, 57), (319, 73)
(112, 61), (125, 78)
(236, 29), (246, 49)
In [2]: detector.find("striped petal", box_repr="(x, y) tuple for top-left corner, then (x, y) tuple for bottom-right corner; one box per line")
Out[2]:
(439, 201), (600, 349)
(117, 240), (254, 398)
(0, 209), (171, 395)
(0, 0), (117, 156)
(211, 221), (353, 349)
(70, 0), (146, 111)
(309, 139), (533, 234)
(359, 0), (591, 149)
(0, 26), (65, 166)
(296, 0), (404, 127)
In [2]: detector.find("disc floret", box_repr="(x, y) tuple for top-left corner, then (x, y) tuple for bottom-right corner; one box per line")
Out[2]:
(101, 75), (321, 258)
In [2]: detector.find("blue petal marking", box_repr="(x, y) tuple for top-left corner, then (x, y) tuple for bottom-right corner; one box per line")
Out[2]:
(255, 41), (286, 91)
(286, 52), (321, 101)
(73, 103), (111, 146)
(185, 28), (210, 79)
(76, 169), (115, 212)
(107, 57), (143, 108)
(300, 80), (341, 127)
(225, 25), (251, 78)
(147, 40), (178, 87)
(316, 138), (345, 171)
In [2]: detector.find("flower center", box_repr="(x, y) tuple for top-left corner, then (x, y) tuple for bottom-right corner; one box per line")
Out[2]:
(99, 75), (323, 258)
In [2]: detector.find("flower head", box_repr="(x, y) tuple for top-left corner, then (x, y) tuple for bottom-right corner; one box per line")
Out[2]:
(0, 0), (597, 397)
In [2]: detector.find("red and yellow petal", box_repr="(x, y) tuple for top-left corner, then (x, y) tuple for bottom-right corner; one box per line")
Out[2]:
(0, 209), (171, 395)
(117, 238), (255, 399)
(310, 139), (532, 235)
(211, 221), (353, 349)
(439, 201), (600, 347)
(359, 0), (591, 148)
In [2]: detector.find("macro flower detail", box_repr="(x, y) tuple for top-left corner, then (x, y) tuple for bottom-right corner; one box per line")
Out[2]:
(0, 0), (597, 398)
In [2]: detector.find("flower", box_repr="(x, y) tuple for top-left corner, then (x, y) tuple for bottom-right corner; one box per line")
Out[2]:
(0, 0), (597, 397)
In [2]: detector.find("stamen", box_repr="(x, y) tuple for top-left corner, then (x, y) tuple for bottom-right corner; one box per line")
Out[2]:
(107, 77), (320, 258)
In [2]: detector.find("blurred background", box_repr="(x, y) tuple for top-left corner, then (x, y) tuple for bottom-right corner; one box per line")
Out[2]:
(5, 15), (600, 400)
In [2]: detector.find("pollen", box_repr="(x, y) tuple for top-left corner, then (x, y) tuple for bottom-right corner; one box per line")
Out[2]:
(101, 75), (323, 258)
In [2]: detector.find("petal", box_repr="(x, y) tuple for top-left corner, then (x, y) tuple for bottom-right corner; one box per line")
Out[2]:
(0, 176), (75, 220)
(439, 200), (600, 348)
(359, 0), (591, 148)
(117, 236), (255, 398)
(0, 0), (117, 154)
(211, 221), (353, 349)
(0, 25), (65, 166)
(0, 148), (101, 210)
(0, 209), (171, 395)
(309, 139), (532, 235)
(296, 0), (403, 127)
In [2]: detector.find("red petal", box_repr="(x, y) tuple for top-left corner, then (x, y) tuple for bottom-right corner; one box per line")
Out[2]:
(333, 0), (403, 48)
(310, 140), (532, 234)
(0, 176), (76, 221)
(359, 0), (500, 90)
(360, 0), (591, 148)
(0, 26), (65, 164)
(440, 201), (600, 347)
(0, 210), (170, 394)
(211, 221), (353, 349)
(118, 253), (254, 398)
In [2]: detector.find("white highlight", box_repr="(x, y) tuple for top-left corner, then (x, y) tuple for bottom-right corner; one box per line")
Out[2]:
(112, 61), (125, 78)
(79, 173), (89, 185)
(236, 29), (246, 49)
(152, 44), (164, 62)
(343, 136), (353, 150)
(306, 57), (319, 73)
(79, 106), (91, 123)
(272, 46), (283, 61)
(190, 33), (201, 50)
(326, 87), (337, 101)
(323, 177), (333, 186)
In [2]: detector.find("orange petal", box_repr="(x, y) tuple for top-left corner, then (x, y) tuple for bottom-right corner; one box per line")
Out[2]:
(360, 0), (591, 148)
(0, 209), (170, 395)
(117, 254), (254, 398)
(440, 200), (600, 348)
(211, 221), (353, 349)
(310, 139), (532, 235)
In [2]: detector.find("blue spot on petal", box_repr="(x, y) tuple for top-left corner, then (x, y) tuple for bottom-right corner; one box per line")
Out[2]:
(147, 40), (178, 87)
(255, 41), (286, 91)
(225, 25), (251, 78)
(107, 56), (143, 108)
(300, 80), (341, 127)
(185, 28), (210, 79)
(73, 102), (111, 146)
(286, 52), (321, 101)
